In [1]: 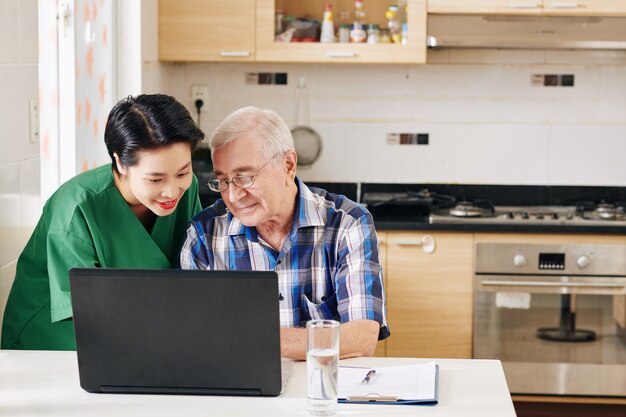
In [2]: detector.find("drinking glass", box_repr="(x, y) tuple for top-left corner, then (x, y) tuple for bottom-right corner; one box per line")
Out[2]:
(306, 319), (340, 416)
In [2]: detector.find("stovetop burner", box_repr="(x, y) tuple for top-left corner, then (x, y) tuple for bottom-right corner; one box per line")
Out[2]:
(449, 200), (495, 218)
(575, 201), (626, 221)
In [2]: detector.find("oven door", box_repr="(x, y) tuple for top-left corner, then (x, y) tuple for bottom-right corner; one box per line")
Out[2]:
(474, 274), (626, 397)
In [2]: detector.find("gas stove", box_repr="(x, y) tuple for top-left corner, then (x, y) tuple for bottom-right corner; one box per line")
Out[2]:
(430, 201), (626, 226)
(362, 189), (626, 228)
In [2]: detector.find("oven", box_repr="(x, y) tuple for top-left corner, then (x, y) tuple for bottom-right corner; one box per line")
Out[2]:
(474, 242), (626, 397)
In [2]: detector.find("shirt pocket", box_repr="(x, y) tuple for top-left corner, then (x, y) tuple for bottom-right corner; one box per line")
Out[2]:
(300, 293), (339, 323)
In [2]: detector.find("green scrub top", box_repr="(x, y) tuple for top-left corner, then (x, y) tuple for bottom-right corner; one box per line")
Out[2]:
(1, 164), (202, 350)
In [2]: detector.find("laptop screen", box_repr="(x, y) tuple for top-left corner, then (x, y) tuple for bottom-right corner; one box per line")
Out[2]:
(69, 268), (283, 396)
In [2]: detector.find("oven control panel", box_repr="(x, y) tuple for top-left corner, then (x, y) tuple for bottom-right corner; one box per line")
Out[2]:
(538, 253), (565, 270)
(475, 242), (626, 276)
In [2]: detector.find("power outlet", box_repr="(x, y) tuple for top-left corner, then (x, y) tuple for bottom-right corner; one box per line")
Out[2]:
(190, 84), (209, 106)
(28, 99), (39, 144)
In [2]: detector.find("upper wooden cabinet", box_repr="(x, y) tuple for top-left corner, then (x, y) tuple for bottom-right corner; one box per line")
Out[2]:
(256, 0), (427, 64)
(159, 0), (256, 62)
(429, 0), (626, 16)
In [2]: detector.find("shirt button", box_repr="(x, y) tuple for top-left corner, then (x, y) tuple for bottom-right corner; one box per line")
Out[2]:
(321, 296), (327, 302)
(277, 260), (282, 265)
(279, 293), (284, 301)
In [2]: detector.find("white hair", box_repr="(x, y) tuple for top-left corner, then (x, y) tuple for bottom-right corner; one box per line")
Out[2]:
(209, 106), (294, 164)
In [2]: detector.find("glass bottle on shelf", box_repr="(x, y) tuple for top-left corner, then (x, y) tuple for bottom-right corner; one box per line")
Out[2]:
(385, 5), (401, 44)
(367, 24), (380, 44)
(401, 23), (408, 45)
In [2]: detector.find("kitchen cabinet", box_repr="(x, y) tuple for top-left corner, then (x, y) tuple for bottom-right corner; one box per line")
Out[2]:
(373, 232), (387, 357)
(256, 0), (427, 64)
(428, 0), (626, 16)
(384, 231), (474, 358)
(159, 0), (256, 62)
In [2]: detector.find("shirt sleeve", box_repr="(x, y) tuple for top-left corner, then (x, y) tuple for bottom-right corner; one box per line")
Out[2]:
(180, 221), (211, 270)
(334, 213), (388, 335)
(47, 213), (99, 323)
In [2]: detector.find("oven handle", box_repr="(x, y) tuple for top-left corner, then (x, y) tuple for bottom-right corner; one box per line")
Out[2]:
(480, 280), (625, 289)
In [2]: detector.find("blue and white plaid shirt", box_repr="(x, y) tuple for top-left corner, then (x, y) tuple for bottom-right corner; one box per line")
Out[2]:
(180, 178), (389, 339)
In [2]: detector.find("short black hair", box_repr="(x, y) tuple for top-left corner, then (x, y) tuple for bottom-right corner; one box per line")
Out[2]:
(104, 94), (204, 174)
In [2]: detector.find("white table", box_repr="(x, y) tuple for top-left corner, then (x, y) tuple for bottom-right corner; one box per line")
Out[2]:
(1, 351), (517, 416)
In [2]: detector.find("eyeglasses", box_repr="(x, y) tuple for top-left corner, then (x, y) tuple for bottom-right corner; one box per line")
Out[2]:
(207, 153), (281, 193)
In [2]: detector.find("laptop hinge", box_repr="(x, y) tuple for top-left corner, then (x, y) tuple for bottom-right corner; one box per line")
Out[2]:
(100, 386), (262, 396)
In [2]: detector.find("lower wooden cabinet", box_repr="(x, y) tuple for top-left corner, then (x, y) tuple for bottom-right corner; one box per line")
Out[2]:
(383, 231), (474, 358)
(373, 232), (387, 357)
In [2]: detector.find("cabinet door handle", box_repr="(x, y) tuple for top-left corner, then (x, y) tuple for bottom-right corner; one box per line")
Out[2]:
(219, 51), (251, 57)
(507, 2), (541, 8)
(545, 3), (580, 8)
(390, 235), (436, 254)
(326, 52), (357, 58)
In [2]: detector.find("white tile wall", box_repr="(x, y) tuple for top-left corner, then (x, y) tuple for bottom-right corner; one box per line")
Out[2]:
(0, 261), (18, 338)
(454, 124), (551, 184)
(550, 125), (626, 186)
(153, 49), (626, 187)
(0, 0), (39, 320)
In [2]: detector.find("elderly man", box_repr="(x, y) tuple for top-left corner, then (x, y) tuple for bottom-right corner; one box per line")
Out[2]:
(180, 106), (388, 360)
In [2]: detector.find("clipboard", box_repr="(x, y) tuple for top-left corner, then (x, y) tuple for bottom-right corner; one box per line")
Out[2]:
(337, 362), (440, 406)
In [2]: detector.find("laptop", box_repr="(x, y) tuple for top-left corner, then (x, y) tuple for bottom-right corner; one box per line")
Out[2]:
(69, 268), (292, 396)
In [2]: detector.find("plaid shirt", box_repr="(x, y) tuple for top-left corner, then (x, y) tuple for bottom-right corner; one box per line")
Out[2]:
(180, 178), (389, 339)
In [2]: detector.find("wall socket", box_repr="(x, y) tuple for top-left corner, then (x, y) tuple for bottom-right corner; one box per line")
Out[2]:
(28, 99), (39, 144)
(387, 133), (429, 145)
(190, 84), (209, 106)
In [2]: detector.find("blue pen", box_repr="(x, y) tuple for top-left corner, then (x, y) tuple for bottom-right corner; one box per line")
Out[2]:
(361, 369), (376, 384)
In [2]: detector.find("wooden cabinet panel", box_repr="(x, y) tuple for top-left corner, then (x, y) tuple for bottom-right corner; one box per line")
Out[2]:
(373, 231), (387, 357)
(430, 0), (626, 16)
(429, 0), (542, 15)
(385, 232), (473, 359)
(543, 1), (626, 16)
(159, 0), (255, 62)
(256, 0), (427, 64)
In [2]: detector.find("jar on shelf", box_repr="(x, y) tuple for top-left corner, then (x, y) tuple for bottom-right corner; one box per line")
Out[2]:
(367, 23), (380, 44)
(349, 22), (366, 43)
(338, 23), (351, 43)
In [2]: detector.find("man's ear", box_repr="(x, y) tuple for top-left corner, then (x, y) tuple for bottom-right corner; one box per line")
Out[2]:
(284, 150), (297, 179)
(113, 153), (127, 175)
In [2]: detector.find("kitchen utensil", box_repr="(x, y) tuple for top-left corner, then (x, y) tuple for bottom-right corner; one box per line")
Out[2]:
(291, 74), (322, 167)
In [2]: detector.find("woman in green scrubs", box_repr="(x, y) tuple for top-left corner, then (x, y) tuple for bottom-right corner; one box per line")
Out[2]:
(1, 94), (205, 350)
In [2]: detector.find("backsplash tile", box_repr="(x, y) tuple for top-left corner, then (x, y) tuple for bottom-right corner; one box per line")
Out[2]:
(162, 58), (626, 186)
(1, 0), (38, 272)
(0, 0), (18, 63)
(550, 125), (626, 186)
(454, 124), (550, 184)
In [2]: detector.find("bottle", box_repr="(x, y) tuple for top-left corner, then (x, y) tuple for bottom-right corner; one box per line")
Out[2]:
(338, 23), (351, 43)
(385, 5), (401, 44)
(320, 3), (335, 43)
(350, 22), (366, 43)
(367, 23), (380, 44)
(354, 0), (366, 25)
(401, 22), (408, 45)
(379, 28), (391, 44)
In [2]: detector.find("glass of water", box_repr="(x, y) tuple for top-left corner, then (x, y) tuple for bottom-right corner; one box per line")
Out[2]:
(306, 319), (340, 416)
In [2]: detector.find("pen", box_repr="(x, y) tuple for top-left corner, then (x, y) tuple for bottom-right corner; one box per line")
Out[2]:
(361, 369), (376, 384)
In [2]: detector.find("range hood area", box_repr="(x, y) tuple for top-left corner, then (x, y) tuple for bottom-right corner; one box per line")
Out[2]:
(428, 14), (626, 50)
